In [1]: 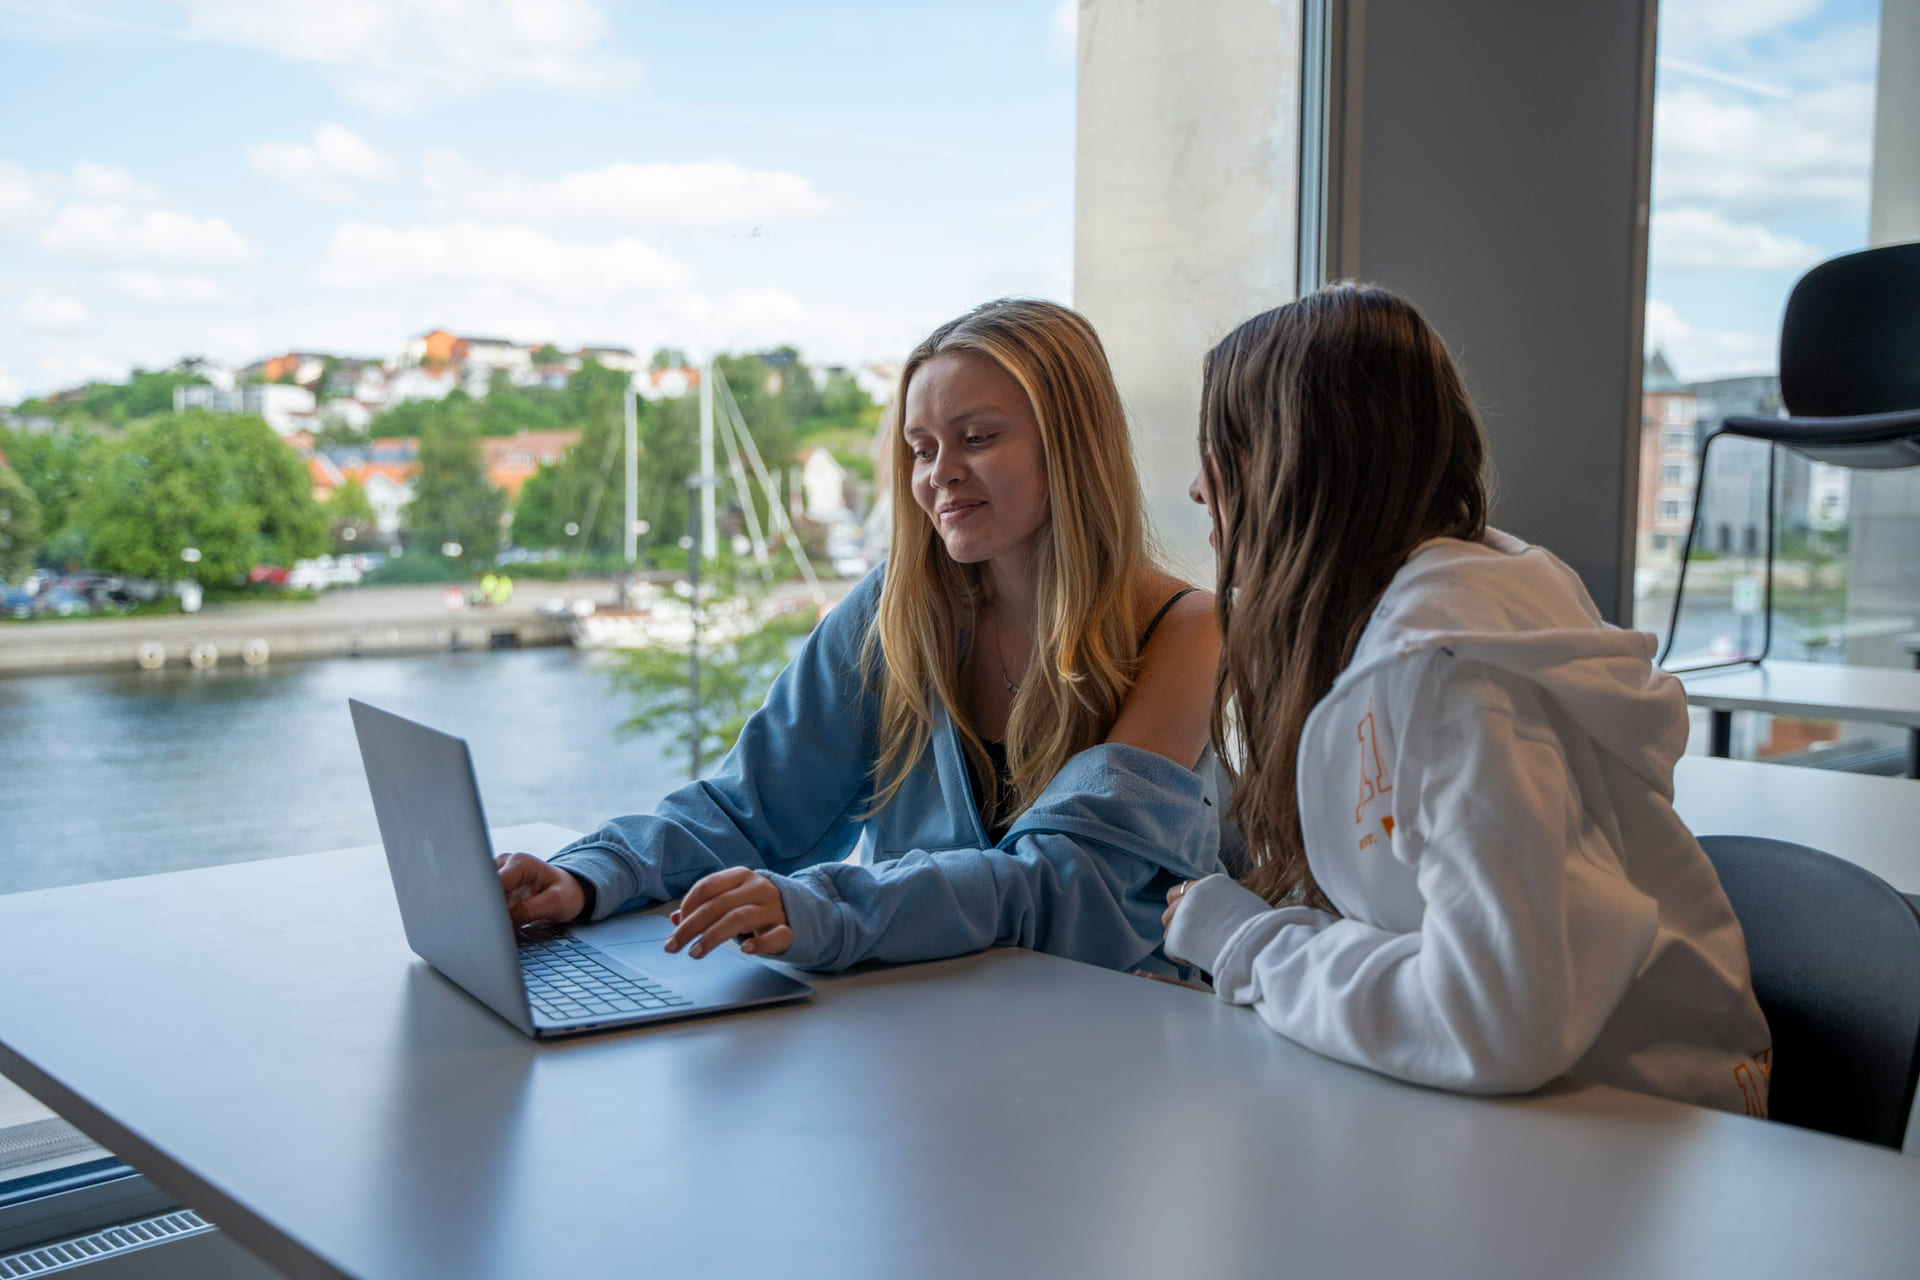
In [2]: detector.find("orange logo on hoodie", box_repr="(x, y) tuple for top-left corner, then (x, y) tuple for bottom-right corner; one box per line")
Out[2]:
(1356, 705), (1392, 825)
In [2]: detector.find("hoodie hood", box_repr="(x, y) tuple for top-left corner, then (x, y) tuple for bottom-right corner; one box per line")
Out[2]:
(1337, 529), (1687, 793)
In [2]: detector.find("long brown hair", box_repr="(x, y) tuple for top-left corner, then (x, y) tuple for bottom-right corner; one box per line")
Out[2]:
(868, 298), (1148, 824)
(1203, 284), (1489, 907)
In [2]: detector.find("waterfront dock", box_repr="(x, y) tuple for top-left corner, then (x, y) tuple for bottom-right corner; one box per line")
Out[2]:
(0, 581), (605, 676)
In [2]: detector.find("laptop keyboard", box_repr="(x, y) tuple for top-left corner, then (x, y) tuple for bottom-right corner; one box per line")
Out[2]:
(519, 933), (695, 1023)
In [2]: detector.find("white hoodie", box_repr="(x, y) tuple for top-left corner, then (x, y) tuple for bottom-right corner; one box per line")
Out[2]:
(1166, 530), (1773, 1116)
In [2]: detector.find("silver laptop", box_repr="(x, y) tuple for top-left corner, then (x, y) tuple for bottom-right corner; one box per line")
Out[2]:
(349, 699), (813, 1038)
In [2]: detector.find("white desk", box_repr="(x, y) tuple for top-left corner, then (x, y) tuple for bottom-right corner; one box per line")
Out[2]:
(4, 827), (1920, 1279)
(1677, 659), (1920, 776)
(1673, 756), (1920, 894)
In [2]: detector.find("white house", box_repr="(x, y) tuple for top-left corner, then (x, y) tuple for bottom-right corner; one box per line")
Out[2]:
(320, 399), (375, 433)
(794, 447), (853, 523)
(360, 471), (415, 538)
(385, 367), (457, 404)
(635, 365), (700, 401)
(577, 345), (639, 373)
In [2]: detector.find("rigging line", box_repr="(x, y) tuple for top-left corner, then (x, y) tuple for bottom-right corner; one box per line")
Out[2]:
(716, 372), (824, 601)
(571, 406), (628, 573)
(710, 370), (773, 575)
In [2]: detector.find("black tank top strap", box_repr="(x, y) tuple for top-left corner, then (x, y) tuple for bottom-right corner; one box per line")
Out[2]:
(1138, 586), (1199, 650)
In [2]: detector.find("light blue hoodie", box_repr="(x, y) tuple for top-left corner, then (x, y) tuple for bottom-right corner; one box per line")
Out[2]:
(550, 568), (1226, 973)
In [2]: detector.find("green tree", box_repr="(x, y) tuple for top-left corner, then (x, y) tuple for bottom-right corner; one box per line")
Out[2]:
(75, 411), (326, 582)
(610, 605), (817, 778)
(0, 461), (43, 579)
(650, 347), (688, 370)
(407, 410), (503, 568)
(324, 476), (377, 552)
(532, 343), (565, 366)
(0, 424), (102, 551)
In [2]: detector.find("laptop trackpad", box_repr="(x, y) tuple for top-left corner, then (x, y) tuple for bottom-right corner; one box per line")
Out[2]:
(580, 912), (737, 980)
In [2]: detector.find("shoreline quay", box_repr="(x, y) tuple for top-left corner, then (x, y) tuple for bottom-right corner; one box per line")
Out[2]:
(0, 581), (601, 677)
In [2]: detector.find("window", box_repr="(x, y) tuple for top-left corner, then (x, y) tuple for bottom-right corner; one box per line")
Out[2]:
(1662, 428), (1694, 453)
(1661, 463), (1689, 487)
(1637, 0), (1918, 771)
(1663, 398), (1695, 426)
(0, 0), (1077, 1230)
(1660, 498), (1688, 523)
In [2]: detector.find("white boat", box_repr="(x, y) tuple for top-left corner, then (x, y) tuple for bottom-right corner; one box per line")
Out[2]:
(568, 591), (757, 650)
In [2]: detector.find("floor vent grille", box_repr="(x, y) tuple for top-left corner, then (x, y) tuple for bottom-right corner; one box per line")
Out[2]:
(0, 1210), (212, 1276)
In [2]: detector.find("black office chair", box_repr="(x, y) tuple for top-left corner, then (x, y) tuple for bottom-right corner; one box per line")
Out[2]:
(1698, 834), (1920, 1148)
(1659, 241), (1920, 672)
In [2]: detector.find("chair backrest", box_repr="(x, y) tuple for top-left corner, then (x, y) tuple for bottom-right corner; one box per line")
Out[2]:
(1698, 834), (1920, 1148)
(1779, 241), (1920, 419)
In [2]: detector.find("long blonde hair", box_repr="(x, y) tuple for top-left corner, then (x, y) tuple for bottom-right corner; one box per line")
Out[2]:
(868, 298), (1149, 825)
(1203, 285), (1489, 907)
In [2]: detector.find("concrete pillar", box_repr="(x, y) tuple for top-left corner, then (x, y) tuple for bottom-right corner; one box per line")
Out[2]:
(1845, 0), (1920, 671)
(1074, 0), (1303, 582)
(1871, 0), (1920, 246)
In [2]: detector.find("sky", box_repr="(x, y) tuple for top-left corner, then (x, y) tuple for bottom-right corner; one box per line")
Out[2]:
(1645, 0), (1883, 383)
(0, 0), (1889, 404)
(0, 0), (1078, 402)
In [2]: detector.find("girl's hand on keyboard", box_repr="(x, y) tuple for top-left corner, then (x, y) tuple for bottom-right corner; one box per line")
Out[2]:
(666, 867), (792, 959)
(496, 852), (586, 927)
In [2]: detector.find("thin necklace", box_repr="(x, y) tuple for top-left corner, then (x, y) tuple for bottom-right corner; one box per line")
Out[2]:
(993, 619), (1024, 695)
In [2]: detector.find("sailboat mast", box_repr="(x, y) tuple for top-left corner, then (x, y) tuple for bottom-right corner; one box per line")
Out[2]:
(699, 361), (718, 560)
(622, 382), (639, 564)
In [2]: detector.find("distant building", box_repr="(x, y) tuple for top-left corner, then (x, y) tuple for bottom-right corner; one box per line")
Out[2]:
(480, 430), (580, 501)
(309, 437), (421, 538)
(576, 345), (638, 373)
(1636, 351), (1697, 568)
(634, 365), (700, 401)
(385, 366), (458, 404)
(249, 352), (331, 387)
(177, 356), (235, 391)
(793, 447), (853, 523)
(174, 383), (318, 435)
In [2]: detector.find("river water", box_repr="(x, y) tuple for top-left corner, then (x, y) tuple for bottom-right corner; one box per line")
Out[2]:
(0, 647), (682, 895)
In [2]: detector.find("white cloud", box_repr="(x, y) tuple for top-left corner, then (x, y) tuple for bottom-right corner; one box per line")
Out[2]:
(1652, 83), (1873, 220)
(421, 151), (835, 229)
(37, 351), (127, 386)
(107, 272), (236, 306)
(1650, 205), (1824, 273)
(1657, 0), (1826, 60)
(315, 220), (694, 298)
(71, 162), (158, 203)
(1050, 0), (1077, 60)
(249, 126), (395, 202)
(39, 203), (257, 264)
(18, 290), (90, 331)
(0, 367), (22, 406)
(180, 0), (640, 113)
(1643, 298), (1776, 382)
(0, 163), (50, 224)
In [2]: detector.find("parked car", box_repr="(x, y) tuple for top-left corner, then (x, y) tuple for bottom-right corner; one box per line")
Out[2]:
(0, 586), (33, 619)
(287, 555), (363, 591)
(249, 565), (291, 587)
(35, 588), (90, 618)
